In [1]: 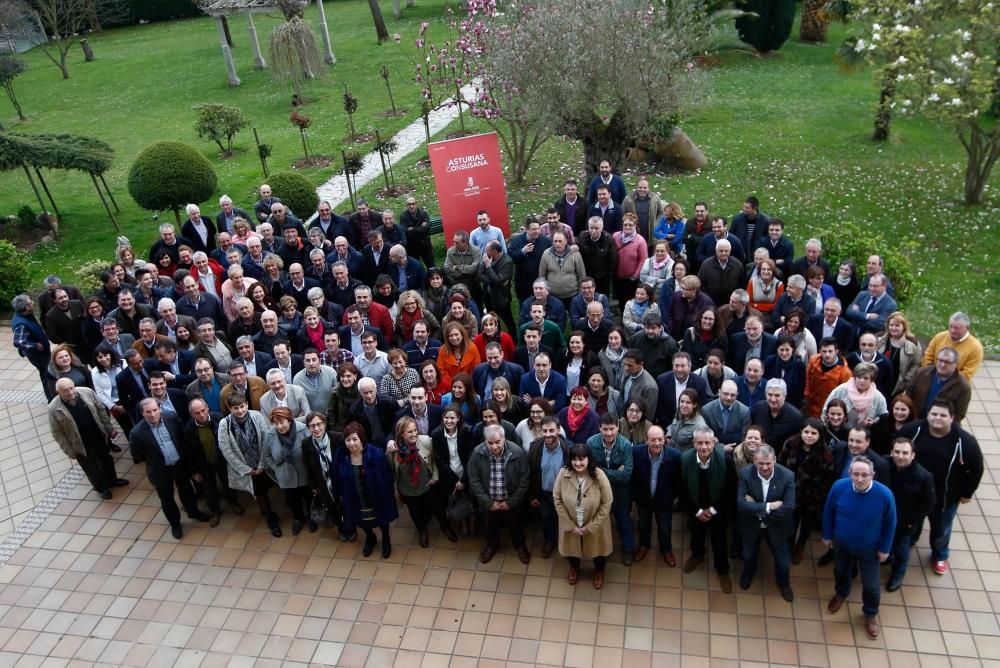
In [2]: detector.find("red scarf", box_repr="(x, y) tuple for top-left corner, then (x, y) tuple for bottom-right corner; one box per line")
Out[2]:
(566, 403), (590, 435)
(305, 324), (324, 350)
(401, 306), (424, 342)
(397, 443), (423, 488)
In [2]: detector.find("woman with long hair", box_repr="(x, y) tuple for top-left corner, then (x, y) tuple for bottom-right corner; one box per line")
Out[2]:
(778, 418), (836, 565)
(746, 258), (784, 316)
(764, 336), (807, 407)
(516, 397), (558, 448)
(373, 275), (400, 321)
(598, 326), (628, 392)
(301, 411), (348, 540)
(490, 377), (526, 426)
(552, 443), (614, 589)
(262, 255), (286, 293)
(440, 373), (481, 424)
(80, 297), (109, 360)
(437, 322), (481, 381)
(667, 388), (708, 452)
(331, 421), (398, 556)
(430, 405), (478, 535)
(681, 307), (728, 369)
(422, 268), (449, 321)
(45, 344), (93, 397)
(653, 202), (686, 254)
(731, 424), (767, 466)
(419, 360), (451, 405)
(692, 349), (736, 400)
(268, 407), (314, 535)
(639, 240), (675, 294)
(249, 281), (276, 314)
(618, 399), (653, 446)
(877, 311), (924, 396)
(559, 387), (601, 443)
(560, 331), (600, 394)
(90, 342), (130, 446)
(396, 290), (442, 344)
(827, 259), (860, 306)
(622, 283), (660, 336)
(473, 312), (515, 361)
(774, 307), (816, 363)
(327, 362), (361, 435)
(872, 393), (918, 455)
(389, 416), (457, 547)
(586, 367), (623, 420)
(379, 349), (421, 407)
(473, 400), (518, 444)
(823, 398), (850, 444)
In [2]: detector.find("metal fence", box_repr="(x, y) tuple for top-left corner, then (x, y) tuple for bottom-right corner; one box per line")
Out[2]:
(0, 11), (47, 55)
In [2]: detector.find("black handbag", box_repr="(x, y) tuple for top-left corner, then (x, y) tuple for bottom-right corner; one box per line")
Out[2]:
(310, 497), (336, 529)
(446, 488), (475, 523)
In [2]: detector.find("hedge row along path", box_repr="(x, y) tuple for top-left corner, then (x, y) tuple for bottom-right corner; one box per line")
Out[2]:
(314, 84), (477, 212)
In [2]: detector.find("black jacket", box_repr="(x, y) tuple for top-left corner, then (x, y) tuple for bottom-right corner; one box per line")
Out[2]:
(347, 396), (399, 449)
(129, 414), (191, 487)
(430, 424), (478, 490)
(888, 461), (936, 532)
(897, 420), (983, 509)
(527, 437), (571, 503)
(182, 412), (224, 471)
(630, 443), (681, 512)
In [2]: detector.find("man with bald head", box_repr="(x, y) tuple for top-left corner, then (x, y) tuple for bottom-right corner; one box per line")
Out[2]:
(698, 237), (745, 306)
(48, 378), (128, 500)
(281, 263), (319, 312)
(183, 398), (243, 526)
(387, 244), (427, 294)
(702, 380), (751, 450)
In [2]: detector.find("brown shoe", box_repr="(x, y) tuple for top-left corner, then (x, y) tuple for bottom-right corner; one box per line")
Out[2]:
(209, 513), (220, 528)
(682, 555), (704, 573)
(593, 572), (604, 590)
(516, 545), (531, 564)
(791, 544), (805, 565)
(827, 595), (845, 614)
(480, 544), (497, 564)
(663, 551), (676, 567)
(541, 542), (555, 559)
(568, 567), (578, 585)
(865, 616), (880, 639)
(633, 547), (648, 562)
(719, 574), (733, 594)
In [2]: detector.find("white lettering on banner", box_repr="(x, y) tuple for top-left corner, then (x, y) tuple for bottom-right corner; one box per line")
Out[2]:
(445, 154), (488, 172)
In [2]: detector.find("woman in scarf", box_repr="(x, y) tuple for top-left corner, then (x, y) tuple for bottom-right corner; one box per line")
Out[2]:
(378, 349), (421, 407)
(746, 258), (784, 317)
(778, 418), (837, 565)
(730, 424), (767, 466)
(821, 361), (889, 430)
(302, 411), (347, 538)
(388, 416), (457, 547)
(774, 308), (816, 363)
(490, 377), (526, 426)
(331, 421), (398, 556)
(473, 312), (515, 361)
(763, 336), (807, 407)
(598, 326), (628, 392)
(419, 360), (451, 405)
(621, 283), (660, 336)
(553, 443), (614, 589)
(277, 296), (302, 338)
(373, 275), (400, 322)
(327, 362), (361, 436)
(296, 307), (330, 354)
(268, 407), (314, 535)
(657, 259), (690, 316)
(559, 387), (601, 444)
(217, 393), (282, 537)
(618, 399), (653, 446)
(681, 306), (728, 369)
(437, 322), (481, 382)
(613, 213), (649, 310)
(221, 264), (256, 322)
(639, 240), (675, 294)
(396, 290), (442, 344)
(667, 388), (708, 452)
(441, 294), (479, 339)
(586, 367), (623, 421)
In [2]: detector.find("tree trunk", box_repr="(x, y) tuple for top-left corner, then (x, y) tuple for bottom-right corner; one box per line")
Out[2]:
(3, 85), (25, 120)
(579, 115), (630, 184)
(392, 0), (402, 19)
(961, 123), (1000, 205)
(873, 71), (895, 142)
(80, 38), (95, 62)
(368, 0), (390, 43)
(799, 0), (828, 43)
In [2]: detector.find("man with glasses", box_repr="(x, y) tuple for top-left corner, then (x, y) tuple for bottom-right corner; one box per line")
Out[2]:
(310, 199), (349, 240)
(356, 331), (390, 385)
(400, 197), (434, 268)
(904, 347), (971, 422)
(186, 357), (229, 413)
(193, 318), (233, 372)
(220, 360), (267, 415)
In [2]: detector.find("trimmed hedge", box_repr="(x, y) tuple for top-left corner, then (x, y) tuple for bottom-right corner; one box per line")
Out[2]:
(736, 0), (795, 53)
(0, 240), (29, 307)
(267, 171), (319, 220)
(127, 141), (217, 222)
(818, 219), (917, 306)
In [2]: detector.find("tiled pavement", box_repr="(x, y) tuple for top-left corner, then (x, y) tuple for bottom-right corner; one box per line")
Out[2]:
(0, 327), (997, 666)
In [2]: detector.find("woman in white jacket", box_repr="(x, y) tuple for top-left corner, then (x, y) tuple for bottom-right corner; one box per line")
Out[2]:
(90, 342), (129, 447)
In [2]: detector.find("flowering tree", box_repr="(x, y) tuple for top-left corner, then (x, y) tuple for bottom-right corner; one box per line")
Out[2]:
(441, 0), (712, 183)
(400, 19), (471, 135)
(848, 0), (1000, 204)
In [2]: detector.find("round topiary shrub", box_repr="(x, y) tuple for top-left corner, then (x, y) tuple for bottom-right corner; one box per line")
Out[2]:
(0, 239), (30, 307)
(818, 220), (918, 306)
(267, 171), (319, 220)
(127, 141), (218, 224)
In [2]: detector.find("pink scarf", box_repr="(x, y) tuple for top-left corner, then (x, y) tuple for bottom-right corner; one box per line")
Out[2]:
(845, 378), (876, 423)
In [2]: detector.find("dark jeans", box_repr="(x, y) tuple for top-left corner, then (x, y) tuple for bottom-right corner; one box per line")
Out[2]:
(484, 504), (525, 548)
(636, 503), (672, 553)
(833, 546), (882, 617)
(194, 456), (238, 514)
(27, 352), (53, 401)
(614, 277), (638, 309)
(592, 276), (612, 301)
(568, 555), (607, 572)
(891, 524), (922, 578)
(154, 464), (200, 528)
(533, 491), (558, 545)
(401, 489), (448, 531)
(411, 239), (435, 270)
(927, 503), (960, 562)
(689, 513), (729, 574)
(77, 443), (117, 493)
(741, 527), (791, 585)
(283, 486), (311, 522)
(611, 498), (635, 553)
(793, 506), (822, 548)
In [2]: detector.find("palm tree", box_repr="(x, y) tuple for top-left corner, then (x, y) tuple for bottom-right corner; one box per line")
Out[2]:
(800, 0), (829, 42)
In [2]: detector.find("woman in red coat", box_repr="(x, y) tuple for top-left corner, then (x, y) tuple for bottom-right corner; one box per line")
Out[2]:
(473, 312), (515, 361)
(612, 213), (649, 309)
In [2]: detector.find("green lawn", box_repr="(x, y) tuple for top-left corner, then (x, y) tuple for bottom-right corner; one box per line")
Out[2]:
(3, 5), (998, 352)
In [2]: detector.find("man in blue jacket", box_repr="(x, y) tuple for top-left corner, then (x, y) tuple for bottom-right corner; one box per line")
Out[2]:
(519, 353), (567, 412)
(823, 456), (897, 640)
(630, 426), (681, 566)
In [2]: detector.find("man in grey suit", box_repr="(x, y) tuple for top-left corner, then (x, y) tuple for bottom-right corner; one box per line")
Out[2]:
(621, 349), (659, 413)
(702, 380), (751, 450)
(736, 445), (796, 601)
(293, 349), (337, 412)
(260, 369), (311, 421)
(844, 273), (897, 334)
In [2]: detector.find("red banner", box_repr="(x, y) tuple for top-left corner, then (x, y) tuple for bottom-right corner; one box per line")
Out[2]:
(428, 132), (509, 246)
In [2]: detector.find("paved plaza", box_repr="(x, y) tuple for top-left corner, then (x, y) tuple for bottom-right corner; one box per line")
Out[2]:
(0, 329), (997, 666)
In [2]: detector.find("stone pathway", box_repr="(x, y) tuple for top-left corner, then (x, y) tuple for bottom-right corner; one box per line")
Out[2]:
(314, 84), (478, 209)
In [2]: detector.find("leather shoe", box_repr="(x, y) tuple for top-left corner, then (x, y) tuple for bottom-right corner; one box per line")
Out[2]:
(362, 540), (377, 558)
(827, 594), (845, 613)
(418, 530), (429, 548)
(865, 616), (880, 639)
(791, 544), (805, 565)
(517, 545), (531, 564)
(291, 520), (303, 535)
(818, 549), (835, 567)
(381, 541), (392, 559)
(113, 478), (129, 487)
(541, 542), (555, 558)
(170, 524), (182, 539)
(779, 584), (795, 602)
(480, 544), (497, 564)
(663, 551), (676, 567)
(593, 572), (604, 590)
(633, 547), (648, 562)
(886, 573), (904, 592)
(719, 574), (733, 593)
(442, 525), (459, 543)
(622, 552), (634, 567)
(683, 555), (704, 573)
(739, 573), (752, 590)
(568, 567), (578, 585)
(209, 513), (220, 528)
(189, 510), (211, 522)
(98, 489), (112, 500)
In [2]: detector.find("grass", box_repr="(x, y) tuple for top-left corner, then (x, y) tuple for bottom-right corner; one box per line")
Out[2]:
(3, 6), (998, 351)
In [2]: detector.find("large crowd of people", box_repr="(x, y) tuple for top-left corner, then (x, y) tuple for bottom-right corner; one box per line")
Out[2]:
(11, 164), (987, 640)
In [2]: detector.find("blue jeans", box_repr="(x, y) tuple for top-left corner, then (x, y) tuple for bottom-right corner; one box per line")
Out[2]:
(636, 504), (672, 553)
(928, 503), (960, 562)
(742, 527), (791, 585)
(891, 525), (921, 578)
(534, 490), (558, 545)
(611, 499), (635, 553)
(834, 547), (881, 617)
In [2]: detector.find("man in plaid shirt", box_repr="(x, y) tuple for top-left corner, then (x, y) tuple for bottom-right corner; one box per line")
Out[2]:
(318, 330), (355, 369)
(468, 425), (531, 565)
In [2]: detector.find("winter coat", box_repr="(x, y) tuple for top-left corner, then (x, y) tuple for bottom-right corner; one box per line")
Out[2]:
(538, 247), (588, 298)
(552, 467), (614, 559)
(217, 410), (277, 495)
(47, 387), (115, 458)
(331, 444), (400, 526)
(612, 231), (649, 280)
(269, 422), (310, 489)
(467, 441), (530, 510)
(803, 354), (853, 419)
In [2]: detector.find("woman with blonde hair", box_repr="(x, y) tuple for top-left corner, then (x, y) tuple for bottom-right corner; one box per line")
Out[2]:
(653, 202), (686, 255)
(388, 416), (457, 547)
(877, 311), (923, 395)
(822, 362), (889, 429)
(746, 258), (784, 315)
(396, 290), (441, 343)
(490, 377), (526, 425)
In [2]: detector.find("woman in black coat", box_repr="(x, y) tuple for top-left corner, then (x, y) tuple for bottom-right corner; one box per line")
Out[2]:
(430, 405), (477, 496)
(301, 411), (350, 541)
